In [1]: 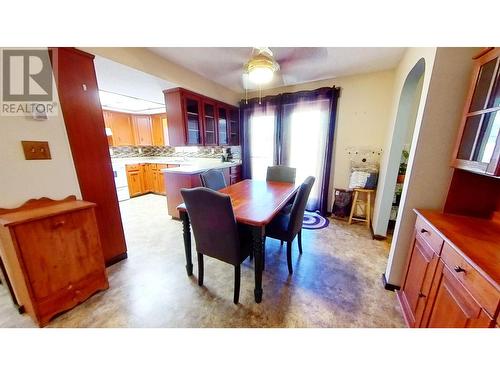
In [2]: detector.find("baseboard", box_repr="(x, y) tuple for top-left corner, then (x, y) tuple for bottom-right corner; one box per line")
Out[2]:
(370, 223), (387, 241)
(105, 252), (128, 267)
(382, 273), (400, 291)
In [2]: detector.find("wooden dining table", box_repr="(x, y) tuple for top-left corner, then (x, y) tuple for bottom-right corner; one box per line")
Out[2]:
(177, 179), (299, 303)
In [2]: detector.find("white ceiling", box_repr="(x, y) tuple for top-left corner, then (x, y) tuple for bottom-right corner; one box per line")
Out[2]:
(94, 55), (176, 112)
(149, 47), (406, 92)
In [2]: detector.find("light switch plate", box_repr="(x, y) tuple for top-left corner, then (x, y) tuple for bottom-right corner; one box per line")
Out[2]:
(21, 141), (52, 160)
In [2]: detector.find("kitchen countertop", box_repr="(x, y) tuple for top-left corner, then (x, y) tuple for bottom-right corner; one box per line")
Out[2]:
(111, 157), (241, 174)
(163, 161), (241, 174)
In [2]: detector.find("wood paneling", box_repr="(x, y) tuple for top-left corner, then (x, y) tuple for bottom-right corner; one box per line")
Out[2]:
(49, 47), (127, 265)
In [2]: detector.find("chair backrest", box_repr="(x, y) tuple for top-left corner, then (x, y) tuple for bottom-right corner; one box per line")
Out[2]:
(288, 176), (315, 235)
(266, 166), (296, 184)
(200, 169), (227, 191)
(180, 187), (241, 265)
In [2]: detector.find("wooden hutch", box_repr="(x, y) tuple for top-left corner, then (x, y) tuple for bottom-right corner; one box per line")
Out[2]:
(398, 48), (500, 328)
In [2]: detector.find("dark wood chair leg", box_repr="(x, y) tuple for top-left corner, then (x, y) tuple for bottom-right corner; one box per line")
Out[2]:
(234, 265), (241, 304)
(262, 237), (266, 271)
(298, 230), (303, 254)
(286, 241), (293, 274)
(197, 252), (204, 286)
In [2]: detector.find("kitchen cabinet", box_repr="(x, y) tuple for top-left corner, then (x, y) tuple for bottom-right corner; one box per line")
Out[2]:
(126, 164), (144, 197)
(453, 47), (500, 177)
(163, 87), (240, 146)
(152, 113), (168, 146)
(425, 260), (493, 328)
(217, 105), (229, 145)
(133, 115), (153, 146)
(103, 110), (135, 146)
(0, 196), (108, 327)
(397, 210), (499, 328)
(202, 100), (218, 146)
(228, 107), (240, 145)
(229, 165), (242, 185)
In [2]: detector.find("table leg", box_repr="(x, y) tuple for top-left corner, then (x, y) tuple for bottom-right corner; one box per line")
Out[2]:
(180, 211), (193, 276)
(251, 225), (264, 303)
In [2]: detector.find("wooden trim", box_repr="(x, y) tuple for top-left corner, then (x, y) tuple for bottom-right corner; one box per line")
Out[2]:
(104, 252), (128, 267)
(473, 47), (495, 60)
(382, 273), (400, 291)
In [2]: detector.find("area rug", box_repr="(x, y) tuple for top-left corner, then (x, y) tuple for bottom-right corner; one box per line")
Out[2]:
(302, 211), (330, 230)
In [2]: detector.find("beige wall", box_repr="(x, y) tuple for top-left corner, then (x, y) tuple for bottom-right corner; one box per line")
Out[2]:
(80, 47), (241, 106)
(382, 47), (479, 286)
(0, 48), (81, 208)
(247, 70), (396, 207)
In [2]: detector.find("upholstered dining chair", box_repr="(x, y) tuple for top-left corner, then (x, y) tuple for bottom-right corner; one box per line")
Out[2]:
(200, 169), (227, 191)
(264, 176), (315, 274)
(180, 187), (250, 304)
(266, 165), (297, 184)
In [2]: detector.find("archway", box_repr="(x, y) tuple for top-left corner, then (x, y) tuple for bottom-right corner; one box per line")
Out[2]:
(373, 58), (425, 238)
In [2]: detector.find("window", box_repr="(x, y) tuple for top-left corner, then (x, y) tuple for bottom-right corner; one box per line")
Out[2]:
(249, 113), (275, 180)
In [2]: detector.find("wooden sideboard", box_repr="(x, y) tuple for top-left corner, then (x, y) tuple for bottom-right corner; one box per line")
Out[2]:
(0, 196), (109, 327)
(398, 209), (499, 328)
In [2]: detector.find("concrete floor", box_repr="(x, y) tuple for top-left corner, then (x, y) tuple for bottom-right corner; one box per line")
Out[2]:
(0, 194), (404, 328)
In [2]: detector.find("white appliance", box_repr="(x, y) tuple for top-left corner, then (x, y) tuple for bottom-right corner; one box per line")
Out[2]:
(112, 163), (130, 201)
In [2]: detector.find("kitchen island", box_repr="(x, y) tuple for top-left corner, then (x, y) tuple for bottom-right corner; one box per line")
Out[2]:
(164, 161), (242, 219)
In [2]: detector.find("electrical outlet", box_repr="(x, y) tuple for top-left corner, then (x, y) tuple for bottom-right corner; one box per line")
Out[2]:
(21, 141), (51, 160)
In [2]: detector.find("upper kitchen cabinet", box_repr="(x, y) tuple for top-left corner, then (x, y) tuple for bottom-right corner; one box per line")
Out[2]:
(151, 113), (168, 146)
(217, 105), (229, 146)
(202, 100), (217, 146)
(163, 87), (240, 146)
(228, 106), (240, 145)
(133, 114), (153, 146)
(103, 110), (135, 146)
(453, 48), (500, 177)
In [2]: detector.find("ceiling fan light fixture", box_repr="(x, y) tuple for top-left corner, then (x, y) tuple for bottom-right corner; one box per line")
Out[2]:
(245, 49), (280, 85)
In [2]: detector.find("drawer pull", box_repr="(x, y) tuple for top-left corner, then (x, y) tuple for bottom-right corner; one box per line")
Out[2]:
(418, 292), (426, 298)
(53, 220), (66, 229)
(420, 228), (429, 234)
(454, 266), (466, 273)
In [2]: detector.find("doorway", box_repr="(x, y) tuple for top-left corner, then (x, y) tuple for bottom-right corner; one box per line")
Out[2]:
(373, 59), (425, 239)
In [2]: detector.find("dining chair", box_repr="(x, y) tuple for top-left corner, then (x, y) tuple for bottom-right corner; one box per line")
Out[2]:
(264, 176), (315, 274)
(180, 187), (250, 304)
(266, 165), (297, 184)
(200, 169), (227, 191)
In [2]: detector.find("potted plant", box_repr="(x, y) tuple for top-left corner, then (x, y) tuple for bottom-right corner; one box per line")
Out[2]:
(397, 150), (409, 183)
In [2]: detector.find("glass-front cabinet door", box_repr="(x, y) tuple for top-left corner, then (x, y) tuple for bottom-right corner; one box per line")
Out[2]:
(184, 95), (202, 145)
(217, 106), (229, 145)
(202, 100), (217, 146)
(454, 48), (500, 176)
(228, 107), (240, 145)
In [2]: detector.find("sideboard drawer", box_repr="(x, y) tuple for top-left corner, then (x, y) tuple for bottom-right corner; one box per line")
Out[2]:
(441, 242), (499, 317)
(415, 216), (444, 255)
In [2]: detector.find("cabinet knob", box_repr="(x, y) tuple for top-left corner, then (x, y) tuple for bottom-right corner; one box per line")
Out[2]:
(53, 220), (66, 229)
(420, 228), (428, 234)
(454, 265), (466, 273)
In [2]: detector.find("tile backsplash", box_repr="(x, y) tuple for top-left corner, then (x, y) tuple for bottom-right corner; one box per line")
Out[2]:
(110, 145), (241, 160)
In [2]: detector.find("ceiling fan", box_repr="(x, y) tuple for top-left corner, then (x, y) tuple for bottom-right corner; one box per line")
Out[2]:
(242, 47), (328, 90)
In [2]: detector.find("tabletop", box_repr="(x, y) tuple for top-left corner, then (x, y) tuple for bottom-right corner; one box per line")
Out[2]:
(178, 179), (298, 226)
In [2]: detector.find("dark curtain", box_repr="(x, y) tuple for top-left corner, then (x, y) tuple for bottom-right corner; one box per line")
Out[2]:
(240, 87), (340, 215)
